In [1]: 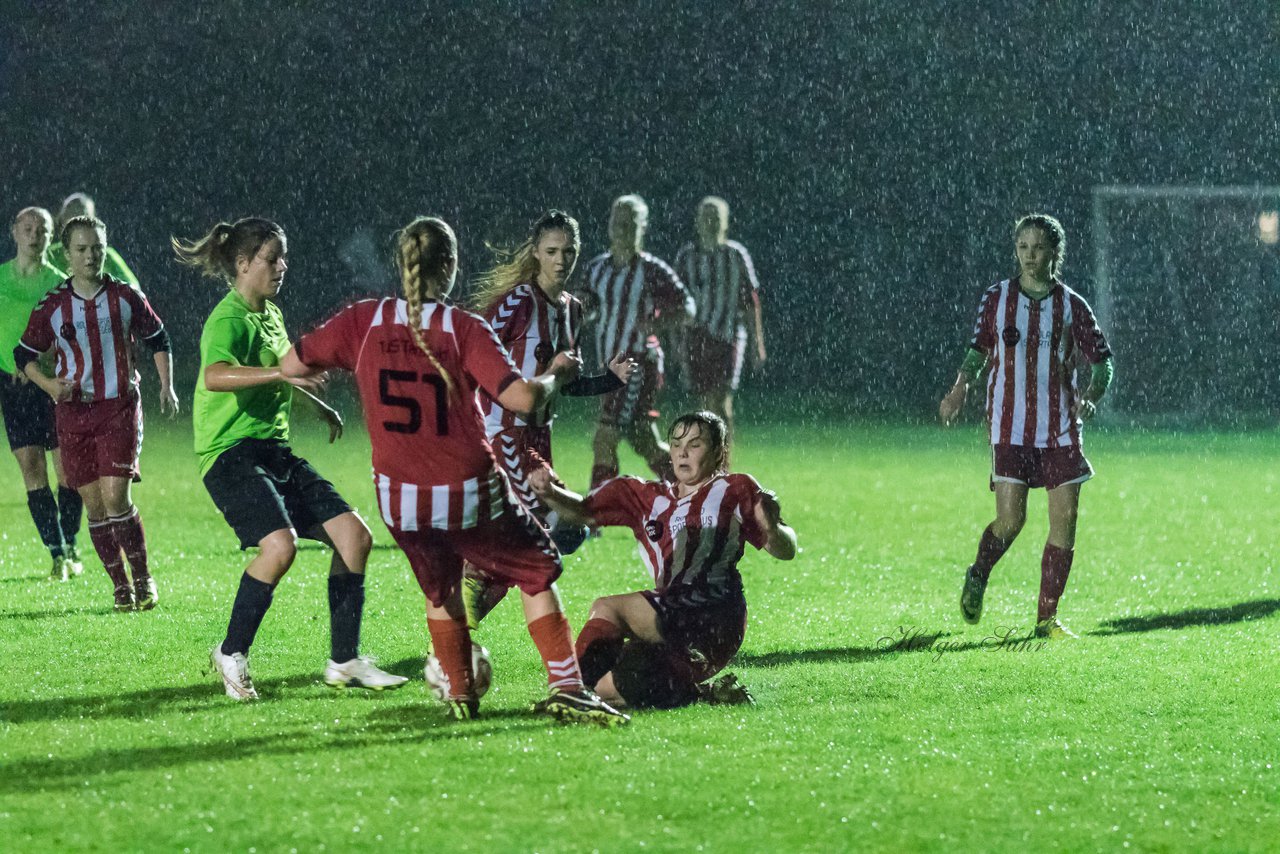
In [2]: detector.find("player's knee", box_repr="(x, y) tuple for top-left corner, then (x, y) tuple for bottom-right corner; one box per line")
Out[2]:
(993, 513), (1025, 540)
(258, 530), (298, 572)
(337, 513), (373, 558)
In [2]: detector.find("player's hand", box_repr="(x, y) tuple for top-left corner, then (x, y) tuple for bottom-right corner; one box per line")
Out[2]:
(550, 350), (582, 381)
(939, 384), (966, 426)
(42, 377), (74, 403)
(1072, 397), (1097, 421)
(755, 342), (767, 369)
(318, 402), (344, 442)
(285, 371), (328, 394)
(528, 465), (554, 495)
(608, 353), (637, 384)
(159, 384), (180, 418)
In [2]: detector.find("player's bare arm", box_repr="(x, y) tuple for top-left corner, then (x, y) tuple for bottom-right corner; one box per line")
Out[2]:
(154, 350), (179, 417)
(529, 469), (596, 527)
(497, 350), (582, 415)
(940, 348), (988, 425)
(754, 491), (797, 560)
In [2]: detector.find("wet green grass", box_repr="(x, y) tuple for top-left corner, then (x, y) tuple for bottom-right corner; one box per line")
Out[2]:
(1, 407), (1277, 852)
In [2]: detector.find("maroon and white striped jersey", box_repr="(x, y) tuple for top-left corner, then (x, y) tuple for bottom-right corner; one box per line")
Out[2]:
(479, 282), (581, 435)
(674, 240), (760, 343)
(969, 278), (1111, 448)
(18, 276), (165, 403)
(579, 251), (694, 368)
(295, 297), (523, 532)
(585, 473), (769, 608)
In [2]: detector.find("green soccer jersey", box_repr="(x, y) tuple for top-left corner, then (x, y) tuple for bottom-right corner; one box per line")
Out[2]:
(46, 243), (138, 285)
(193, 290), (293, 475)
(0, 257), (66, 375)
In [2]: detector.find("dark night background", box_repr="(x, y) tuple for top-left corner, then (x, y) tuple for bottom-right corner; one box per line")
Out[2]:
(4, 2), (1278, 420)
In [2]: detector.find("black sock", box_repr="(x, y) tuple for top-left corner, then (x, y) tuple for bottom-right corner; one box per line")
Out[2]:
(26, 487), (64, 557)
(579, 637), (626, 687)
(222, 573), (276, 656)
(328, 573), (365, 663)
(57, 486), (83, 552)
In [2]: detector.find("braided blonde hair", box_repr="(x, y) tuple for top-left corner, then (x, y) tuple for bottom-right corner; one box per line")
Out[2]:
(395, 216), (457, 398)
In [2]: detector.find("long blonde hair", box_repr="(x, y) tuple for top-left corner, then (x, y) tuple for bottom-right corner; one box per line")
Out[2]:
(171, 217), (284, 284)
(470, 210), (581, 314)
(395, 216), (457, 398)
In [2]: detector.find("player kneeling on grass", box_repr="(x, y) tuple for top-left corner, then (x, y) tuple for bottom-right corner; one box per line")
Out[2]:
(175, 218), (406, 701)
(16, 215), (177, 612)
(530, 411), (797, 710)
(939, 213), (1114, 640)
(281, 216), (629, 726)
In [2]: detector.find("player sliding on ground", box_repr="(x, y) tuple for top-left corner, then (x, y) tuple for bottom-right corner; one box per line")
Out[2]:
(176, 218), (405, 700)
(939, 214), (1114, 639)
(281, 215), (629, 726)
(16, 214), (177, 611)
(531, 410), (797, 709)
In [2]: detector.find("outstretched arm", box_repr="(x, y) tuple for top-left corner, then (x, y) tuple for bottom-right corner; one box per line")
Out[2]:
(529, 467), (597, 527)
(755, 490), (797, 560)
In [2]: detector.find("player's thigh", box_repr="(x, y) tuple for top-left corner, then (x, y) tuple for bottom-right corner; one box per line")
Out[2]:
(993, 481), (1028, 525)
(11, 445), (49, 489)
(1045, 482), (1081, 527)
(388, 527), (465, 608)
(590, 592), (662, 643)
(98, 476), (133, 514)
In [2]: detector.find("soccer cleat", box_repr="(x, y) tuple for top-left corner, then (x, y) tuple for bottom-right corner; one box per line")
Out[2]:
(51, 556), (69, 582)
(960, 564), (987, 625)
(696, 672), (756, 706)
(1034, 617), (1080, 640)
(443, 697), (480, 720)
(533, 687), (631, 727)
(134, 575), (158, 611)
(323, 657), (409, 691)
(113, 584), (135, 611)
(210, 644), (258, 700)
(66, 545), (84, 576)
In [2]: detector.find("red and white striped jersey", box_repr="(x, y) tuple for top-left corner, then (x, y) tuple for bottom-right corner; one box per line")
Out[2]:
(295, 297), (523, 531)
(18, 276), (165, 403)
(479, 282), (581, 435)
(579, 251), (694, 368)
(585, 472), (768, 608)
(969, 278), (1111, 448)
(674, 239), (760, 343)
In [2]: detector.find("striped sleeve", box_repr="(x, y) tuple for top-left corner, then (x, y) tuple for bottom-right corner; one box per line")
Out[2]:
(968, 283), (1003, 354)
(458, 312), (522, 399)
(1068, 293), (1112, 364)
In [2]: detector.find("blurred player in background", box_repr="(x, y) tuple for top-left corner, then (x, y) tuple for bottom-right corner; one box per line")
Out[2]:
(463, 209), (636, 625)
(0, 207), (84, 580)
(175, 217), (404, 701)
(47, 194), (139, 286)
(673, 196), (766, 438)
(282, 215), (629, 726)
(940, 214), (1114, 639)
(533, 410), (796, 709)
(16, 215), (177, 611)
(579, 194), (695, 490)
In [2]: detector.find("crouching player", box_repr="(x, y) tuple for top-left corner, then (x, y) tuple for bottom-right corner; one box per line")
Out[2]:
(531, 411), (797, 709)
(15, 215), (178, 610)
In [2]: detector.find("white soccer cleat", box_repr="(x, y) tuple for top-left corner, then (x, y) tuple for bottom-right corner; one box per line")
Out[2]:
(324, 657), (409, 691)
(210, 644), (258, 701)
(424, 645), (493, 701)
(50, 556), (69, 582)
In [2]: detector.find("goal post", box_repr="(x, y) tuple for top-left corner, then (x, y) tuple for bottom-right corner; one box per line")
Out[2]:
(1091, 185), (1280, 426)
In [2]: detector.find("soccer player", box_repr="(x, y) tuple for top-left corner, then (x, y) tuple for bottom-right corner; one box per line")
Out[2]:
(15, 215), (178, 611)
(463, 209), (636, 625)
(531, 410), (797, 709)
(939, 214), (1114, 639)
(281, 215), (629, 726)
(175, 217), (405, 701)
(47, 194), (139, 286)
(579, 194), (695, 490)
(673, 196), (766, 437)
(0, 207), (85, 580)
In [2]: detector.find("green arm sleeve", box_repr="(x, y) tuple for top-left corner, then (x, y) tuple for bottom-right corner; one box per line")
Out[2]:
(958, 348), (988, 384)
(1086, 356), (1114, 401)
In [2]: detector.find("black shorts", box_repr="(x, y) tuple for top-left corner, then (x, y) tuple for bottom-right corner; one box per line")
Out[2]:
(203, 439), (352, 550)
(0, 373), (57, 451)
(612, 593), (748, 710)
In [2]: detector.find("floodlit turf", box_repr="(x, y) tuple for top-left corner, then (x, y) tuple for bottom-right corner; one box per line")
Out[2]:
(1, 402), (1277, 852)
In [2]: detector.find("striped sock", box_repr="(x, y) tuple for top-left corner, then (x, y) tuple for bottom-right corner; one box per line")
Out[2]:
(528, 612), (583, 691)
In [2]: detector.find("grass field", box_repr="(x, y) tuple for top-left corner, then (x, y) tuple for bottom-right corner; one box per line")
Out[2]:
(1, 399), (1278, 852)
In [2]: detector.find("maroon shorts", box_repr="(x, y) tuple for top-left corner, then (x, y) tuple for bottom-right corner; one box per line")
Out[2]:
(388, 499), (562, 608)
(55, 395), (143, 489)
(686, 327), (746, 395)
(598, 351), (663, 430)
(990, 443), (1092, 491)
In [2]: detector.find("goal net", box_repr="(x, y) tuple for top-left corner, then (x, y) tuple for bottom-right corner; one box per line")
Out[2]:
(1092, 185), (1280, 425)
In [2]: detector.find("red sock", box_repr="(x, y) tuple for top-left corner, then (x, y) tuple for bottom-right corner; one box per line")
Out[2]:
(1038, 544), (1075, 621)
(88, 519), (128, 589)
(590, 462), (618, 491)
(426, 617), (473, 699)
(972, 525), (1012, 582)
(575, 617), (625, 688)
(111, 507), (149, 579)
(528, 612), (583, 691)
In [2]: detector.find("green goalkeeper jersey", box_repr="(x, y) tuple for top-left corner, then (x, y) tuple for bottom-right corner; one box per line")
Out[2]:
(0, 257), (65, 375)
